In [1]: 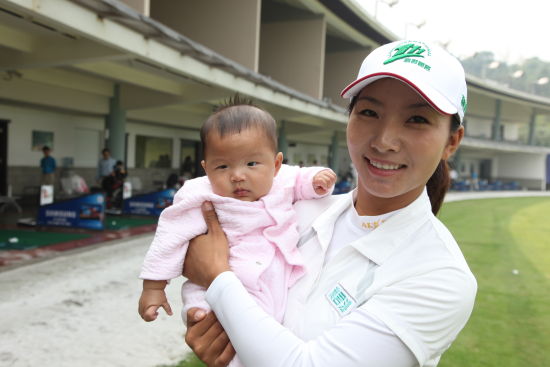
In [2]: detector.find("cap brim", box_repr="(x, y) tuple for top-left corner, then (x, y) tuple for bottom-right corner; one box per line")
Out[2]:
(341, 73), (458, 116)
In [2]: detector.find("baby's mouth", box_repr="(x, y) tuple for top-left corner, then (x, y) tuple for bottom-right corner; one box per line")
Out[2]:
(234, 188), (250, 196)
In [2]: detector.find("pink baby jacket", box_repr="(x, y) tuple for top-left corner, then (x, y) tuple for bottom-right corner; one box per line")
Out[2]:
(140, 164), (331, 322)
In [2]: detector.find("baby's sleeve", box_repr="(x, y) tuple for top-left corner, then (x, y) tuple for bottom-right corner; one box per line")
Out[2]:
(139, 185), (207, 281)
(291, 166), (334, 201)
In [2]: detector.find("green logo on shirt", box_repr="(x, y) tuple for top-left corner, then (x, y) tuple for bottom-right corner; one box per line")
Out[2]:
(327, 284), (355, 315)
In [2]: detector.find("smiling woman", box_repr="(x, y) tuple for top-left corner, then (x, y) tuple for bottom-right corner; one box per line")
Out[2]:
(182, 40), (476, 367)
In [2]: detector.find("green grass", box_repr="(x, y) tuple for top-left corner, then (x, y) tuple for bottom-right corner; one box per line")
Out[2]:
(157, 354), (205, 367)
(171, 197), (550, 367)
(438, 197), (550, 367)
(0, 230), (91, 250)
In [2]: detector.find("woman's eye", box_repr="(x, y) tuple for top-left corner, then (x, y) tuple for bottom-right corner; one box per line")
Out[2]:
(408, 115), (429, 124)
(247, 162), (258, 167)
(359, 108), (378, 117)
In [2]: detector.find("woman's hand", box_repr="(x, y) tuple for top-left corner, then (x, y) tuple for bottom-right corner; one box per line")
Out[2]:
(185, 308), (236, 367)
(183, 201), (231, 288)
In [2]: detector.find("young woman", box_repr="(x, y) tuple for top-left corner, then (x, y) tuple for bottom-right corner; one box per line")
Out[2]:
(182, 40), (477, 367)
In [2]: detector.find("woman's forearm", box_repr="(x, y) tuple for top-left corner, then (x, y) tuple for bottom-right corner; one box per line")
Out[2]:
(206, 272), (416, 367)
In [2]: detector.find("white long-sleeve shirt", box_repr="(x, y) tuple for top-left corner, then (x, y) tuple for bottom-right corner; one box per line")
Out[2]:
(205, 189), (477, 367)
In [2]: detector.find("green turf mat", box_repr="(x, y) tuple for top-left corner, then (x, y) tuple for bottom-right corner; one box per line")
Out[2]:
(104, 216), (157, 230)
(0, 230), (92, 250)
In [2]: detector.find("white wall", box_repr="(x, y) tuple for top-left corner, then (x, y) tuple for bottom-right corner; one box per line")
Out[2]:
(502, 122), (519, 141)
(466, 116), (492, 138)
(287, 143), (329, 166)
(3, 104), (104, 167)
(125, 121), (200, 169)
(496, 152), (545, 180)
(2, 104), (201, 169)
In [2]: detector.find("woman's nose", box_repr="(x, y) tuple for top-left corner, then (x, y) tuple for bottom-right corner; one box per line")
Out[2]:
(370, 122), (400, 152)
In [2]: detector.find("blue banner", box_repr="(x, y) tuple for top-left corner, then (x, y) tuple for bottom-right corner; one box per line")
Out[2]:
(37, 193), (105, 230)
(123, 189), (176, 216)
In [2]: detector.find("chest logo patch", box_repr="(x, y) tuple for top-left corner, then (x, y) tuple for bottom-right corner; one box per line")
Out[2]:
(326, 283), (356, 316)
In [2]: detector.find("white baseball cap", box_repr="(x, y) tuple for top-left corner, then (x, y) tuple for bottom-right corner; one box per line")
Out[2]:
(341, 40), (468, 123)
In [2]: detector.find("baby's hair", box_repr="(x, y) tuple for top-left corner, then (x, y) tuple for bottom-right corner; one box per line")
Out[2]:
(200, 95), (278, 157)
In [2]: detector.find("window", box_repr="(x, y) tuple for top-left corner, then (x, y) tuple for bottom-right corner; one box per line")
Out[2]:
(135, 135), (173, 168)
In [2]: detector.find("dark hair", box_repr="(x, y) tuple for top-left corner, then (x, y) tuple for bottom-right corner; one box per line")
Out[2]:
(42, 146), (50, 152)
(102, 148), (110, 154)
(200, 95), (277, 157)
(348, 97), (461, 215)
(427, 114), (461, 215)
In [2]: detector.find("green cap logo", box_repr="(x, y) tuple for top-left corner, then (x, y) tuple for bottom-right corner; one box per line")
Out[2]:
(461, 95), (468, 113)
(384, 42), (427, 65)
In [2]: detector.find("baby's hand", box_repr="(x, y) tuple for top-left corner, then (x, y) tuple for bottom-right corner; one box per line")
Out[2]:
(313, 169), (337, 195)
(139, 288), (173, 322)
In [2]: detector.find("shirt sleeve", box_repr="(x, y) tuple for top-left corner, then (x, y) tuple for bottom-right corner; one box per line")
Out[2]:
(206, 272), (417, 367)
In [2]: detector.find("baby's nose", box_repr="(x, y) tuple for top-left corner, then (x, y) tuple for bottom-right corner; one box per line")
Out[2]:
(230, 170), (245, 182)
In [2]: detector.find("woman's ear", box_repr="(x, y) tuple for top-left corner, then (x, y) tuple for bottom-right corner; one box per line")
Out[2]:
(442, 126), (464, 160)
(274, 152), (283, 176)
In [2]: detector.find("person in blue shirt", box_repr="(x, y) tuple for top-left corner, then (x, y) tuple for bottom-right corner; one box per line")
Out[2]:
(97, 148), (117, 185)
(40, 146), (56, 185)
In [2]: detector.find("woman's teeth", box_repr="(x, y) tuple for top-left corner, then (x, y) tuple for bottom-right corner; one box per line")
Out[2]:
(369, 160), (401, 170)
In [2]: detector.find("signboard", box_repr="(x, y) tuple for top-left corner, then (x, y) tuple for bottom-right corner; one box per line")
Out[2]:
(123, 189), (176, 216)
(123, 181), (132, 199)
(40, 185), (54, 205)
(37, 193), (105, 230)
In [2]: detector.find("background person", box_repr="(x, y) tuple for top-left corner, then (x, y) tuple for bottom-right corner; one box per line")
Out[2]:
(183, 40), (477, 367)
(40, 145), (56, 186)
(103, 160), (127, 209)
(97, 148), (117, 186)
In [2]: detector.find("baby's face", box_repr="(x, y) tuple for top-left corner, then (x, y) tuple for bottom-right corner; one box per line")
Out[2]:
(202, 129), (282, 201)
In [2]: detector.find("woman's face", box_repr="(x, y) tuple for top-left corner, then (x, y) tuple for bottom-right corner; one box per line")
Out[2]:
(347, 78), (463, 215)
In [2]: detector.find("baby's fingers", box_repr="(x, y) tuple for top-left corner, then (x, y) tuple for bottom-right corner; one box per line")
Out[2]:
(143, 305), (159, 322)
(161, 302), (173, 316)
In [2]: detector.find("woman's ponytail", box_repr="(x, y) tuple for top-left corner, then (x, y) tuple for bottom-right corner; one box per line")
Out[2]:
(427, 160), (450, 215)
(427, 114), (462, 215)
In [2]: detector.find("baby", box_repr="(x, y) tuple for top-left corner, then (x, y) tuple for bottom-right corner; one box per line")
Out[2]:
(138, 101), (336, 343)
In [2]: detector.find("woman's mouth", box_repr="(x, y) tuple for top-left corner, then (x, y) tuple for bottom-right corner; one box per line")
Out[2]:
(366, 157), (405, 175)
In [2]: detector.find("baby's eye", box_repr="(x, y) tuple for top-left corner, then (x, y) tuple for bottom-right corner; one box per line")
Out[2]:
(216, 164), (228, 169)
(247, 161), (258, 167)
(408, 115), (429, 124)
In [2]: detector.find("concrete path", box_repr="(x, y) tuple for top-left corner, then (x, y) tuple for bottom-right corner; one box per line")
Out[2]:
(0, 234), (189, 367)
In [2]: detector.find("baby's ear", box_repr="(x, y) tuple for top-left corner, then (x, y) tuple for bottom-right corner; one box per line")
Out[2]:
(200, 160), (206, 170)
(274, 152), (283, 176)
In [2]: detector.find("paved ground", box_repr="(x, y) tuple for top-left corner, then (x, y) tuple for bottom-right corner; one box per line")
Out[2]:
(1, 190), (549, 367)
(0, 234), (189, 367)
